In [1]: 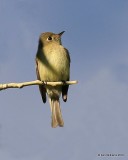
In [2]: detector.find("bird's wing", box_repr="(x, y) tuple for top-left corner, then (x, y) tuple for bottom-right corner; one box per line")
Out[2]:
(36, 57), (46, 103)
(62, 48), (71, 102)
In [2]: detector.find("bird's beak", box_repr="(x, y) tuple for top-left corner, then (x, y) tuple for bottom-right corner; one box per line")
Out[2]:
(58, 31), (65, 36)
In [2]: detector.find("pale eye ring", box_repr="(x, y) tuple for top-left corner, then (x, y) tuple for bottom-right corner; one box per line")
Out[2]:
(47, 36), (52, 41)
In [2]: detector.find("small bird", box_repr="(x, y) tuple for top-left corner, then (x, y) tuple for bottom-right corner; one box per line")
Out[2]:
(35, 31), (70, 128)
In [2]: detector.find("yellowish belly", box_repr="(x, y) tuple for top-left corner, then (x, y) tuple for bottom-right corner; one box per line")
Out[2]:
(38, 45), (70, 82)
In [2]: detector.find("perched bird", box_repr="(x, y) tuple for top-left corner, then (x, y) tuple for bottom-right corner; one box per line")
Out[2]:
(36, 31), (70, 128)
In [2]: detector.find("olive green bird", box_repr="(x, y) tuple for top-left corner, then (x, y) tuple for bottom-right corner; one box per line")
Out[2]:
(36, 31), (70, 128)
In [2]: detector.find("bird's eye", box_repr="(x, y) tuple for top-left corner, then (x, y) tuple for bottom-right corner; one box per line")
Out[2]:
(47, 36), (52, 41)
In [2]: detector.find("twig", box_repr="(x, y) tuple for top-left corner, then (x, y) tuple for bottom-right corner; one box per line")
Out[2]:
(0, 80), (78, 91)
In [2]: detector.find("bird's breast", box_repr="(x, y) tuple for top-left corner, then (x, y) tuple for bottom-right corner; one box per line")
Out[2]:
(38, 45), (70, 81)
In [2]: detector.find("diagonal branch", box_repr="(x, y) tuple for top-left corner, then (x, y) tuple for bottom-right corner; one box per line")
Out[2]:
(0, 80), (78, 91)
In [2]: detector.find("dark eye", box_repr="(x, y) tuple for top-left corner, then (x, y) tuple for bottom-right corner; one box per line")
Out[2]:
(47, 36), (52, 41)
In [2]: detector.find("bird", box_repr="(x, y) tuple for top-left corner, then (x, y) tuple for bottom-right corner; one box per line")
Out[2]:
(35, 31), (70, 128)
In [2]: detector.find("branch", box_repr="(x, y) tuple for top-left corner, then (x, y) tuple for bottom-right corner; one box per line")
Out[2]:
(0, 80), (78, 91)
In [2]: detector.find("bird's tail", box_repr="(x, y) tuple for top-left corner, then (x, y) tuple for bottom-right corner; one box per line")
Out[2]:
(49, 98), (64, 128)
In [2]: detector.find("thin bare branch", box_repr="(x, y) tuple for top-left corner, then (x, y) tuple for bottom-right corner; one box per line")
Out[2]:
(0, 80), (78, 91)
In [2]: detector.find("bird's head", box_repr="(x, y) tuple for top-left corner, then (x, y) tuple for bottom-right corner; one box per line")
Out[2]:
(39, 31), (65, 47)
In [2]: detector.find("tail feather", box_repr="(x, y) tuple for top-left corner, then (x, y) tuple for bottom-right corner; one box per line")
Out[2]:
(49, 98), (64, 128)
